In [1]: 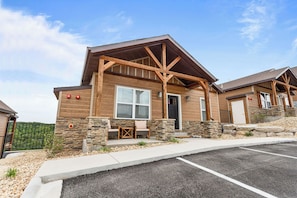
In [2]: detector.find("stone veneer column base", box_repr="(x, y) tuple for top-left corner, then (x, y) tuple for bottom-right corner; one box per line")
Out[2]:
(85, 117), (108, 153)
(151, 119), (175, 141)
(201, 121), (222, 138)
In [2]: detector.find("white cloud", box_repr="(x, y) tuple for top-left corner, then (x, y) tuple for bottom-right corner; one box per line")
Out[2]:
(238, 0), (275, 41)
(0, 5), (89, 123)
(0, 7), (87, 82)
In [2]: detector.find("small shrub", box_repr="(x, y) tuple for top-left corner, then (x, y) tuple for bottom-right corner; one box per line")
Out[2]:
(100, 146), (111, 152)
(168, 137), (180, 143)
(138, 141), (147, 146)
(44, 133), (64, 158)
(253, 113), (266, 123)
(6, 168), (17, 178)
(244, 131), (254, 137)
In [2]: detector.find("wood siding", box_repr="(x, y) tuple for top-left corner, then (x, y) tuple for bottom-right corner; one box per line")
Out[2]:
(91, 73), (220, 122)
(0, 113), (8, 157)
(57, 89), (91, 118)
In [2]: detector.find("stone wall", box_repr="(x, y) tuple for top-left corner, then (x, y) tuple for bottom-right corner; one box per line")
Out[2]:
(200, 121), (222, 138)
(54, 118), (88, 150)
(84, 117), (109, 152)
(249, 106), (285, 123)
(222, 124), (297, 137)
(151, 119), (175, 140)
(182, 120), (222, 138)
(285, 107), (297, 117)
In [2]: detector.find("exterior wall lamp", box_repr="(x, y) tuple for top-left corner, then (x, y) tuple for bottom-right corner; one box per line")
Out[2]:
(185, 95), (190, 102)
(157, 91), (162, 98)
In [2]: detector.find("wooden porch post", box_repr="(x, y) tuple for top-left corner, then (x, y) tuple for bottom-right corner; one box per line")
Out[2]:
(162, 43), (168, 119)
(286, 86), (293, 107)
(271, 81), (277, 105)
(95, 58), (105, 116)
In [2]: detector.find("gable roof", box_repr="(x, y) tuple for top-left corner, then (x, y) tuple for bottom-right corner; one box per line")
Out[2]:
(220, 67), (297, 92)
(0, 100), (17, 115)
(81, 34), (218, 87)
(290, 66), (297, 76)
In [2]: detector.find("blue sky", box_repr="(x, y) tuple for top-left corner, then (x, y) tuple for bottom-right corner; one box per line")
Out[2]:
(1, 0), (297, 123)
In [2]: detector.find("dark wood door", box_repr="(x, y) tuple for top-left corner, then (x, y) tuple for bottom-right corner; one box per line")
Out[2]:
(168, 95), (179, 129)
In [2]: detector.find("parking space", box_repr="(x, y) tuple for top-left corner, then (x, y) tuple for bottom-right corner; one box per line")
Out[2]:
(61, 142), (297, 198)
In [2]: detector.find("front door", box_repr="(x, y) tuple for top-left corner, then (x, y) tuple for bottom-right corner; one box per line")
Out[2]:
(231, 100), (246, 124)
(168, 95), (179, 129)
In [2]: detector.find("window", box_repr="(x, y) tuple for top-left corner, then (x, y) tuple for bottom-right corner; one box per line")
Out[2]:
(260, 92), (271, 109)
(200, 98), (206, 121)
(116, 86), (150, 119)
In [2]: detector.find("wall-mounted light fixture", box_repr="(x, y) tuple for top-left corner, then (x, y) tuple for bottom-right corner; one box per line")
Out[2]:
(185, 95), (190, 102)
(76, 95), (81, 100)
(66, 94), (71, 99)
(157, 91), (162, 98)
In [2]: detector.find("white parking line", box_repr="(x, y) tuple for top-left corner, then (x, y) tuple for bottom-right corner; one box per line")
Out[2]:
(177, 157), (277, 198)
(239, 147), (297, 160)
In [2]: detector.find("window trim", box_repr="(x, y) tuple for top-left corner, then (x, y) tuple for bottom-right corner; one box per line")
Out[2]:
(260, 92), (271, 109)
(200, 97), (206, 121)
(115, 85), (151, 120)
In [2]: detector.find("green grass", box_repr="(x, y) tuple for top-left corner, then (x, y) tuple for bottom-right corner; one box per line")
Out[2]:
(137, 141), (147, 146)
(244, 131), (254, 137)
(99, 146), (111, 152)
(168, 137), (180, 143)
(5, 168), (17, 178)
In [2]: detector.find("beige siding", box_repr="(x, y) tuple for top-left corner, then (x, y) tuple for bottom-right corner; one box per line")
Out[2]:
(93, 73), (220, 122)
(58, 89), (91, 118)
(0, 113), (8, 157)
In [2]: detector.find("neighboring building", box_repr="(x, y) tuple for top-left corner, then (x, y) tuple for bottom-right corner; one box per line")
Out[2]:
(53, 35), (221, 151)
(219, 67), (297, 124)
(289, 66), (297, 107)
(0, 100), (17, 158)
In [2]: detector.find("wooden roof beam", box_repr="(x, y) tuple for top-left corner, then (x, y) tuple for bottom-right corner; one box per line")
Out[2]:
(144, 46), (163, 69)
(100, 55), (207, 83)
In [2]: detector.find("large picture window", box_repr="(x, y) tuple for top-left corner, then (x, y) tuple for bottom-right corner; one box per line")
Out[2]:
(116, 86), (150, 119)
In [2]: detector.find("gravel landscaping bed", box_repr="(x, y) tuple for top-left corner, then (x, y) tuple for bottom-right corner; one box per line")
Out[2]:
(0, 142), (173, 198)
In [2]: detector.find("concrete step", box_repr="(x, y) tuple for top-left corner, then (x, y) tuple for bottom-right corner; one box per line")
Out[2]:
(172, 132), (191, 138)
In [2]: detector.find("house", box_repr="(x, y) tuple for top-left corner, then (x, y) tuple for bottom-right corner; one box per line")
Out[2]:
(219, 67), (297, 124)
(53, 35), (222, 151)
(0, 100), (17, 158)
(289, 66), (297, 106)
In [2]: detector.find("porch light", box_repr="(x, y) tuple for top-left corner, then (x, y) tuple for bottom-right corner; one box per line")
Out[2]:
(76, 95), (80, 100)
(185, 95), (190, 102)
(157, 91), (162, 98)
(66, 94), (71, 99)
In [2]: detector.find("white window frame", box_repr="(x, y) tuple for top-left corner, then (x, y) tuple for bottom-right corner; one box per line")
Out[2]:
(260, 92), (271, 109)
(115, 86), (151, 120)
(200, 97), (207, 121)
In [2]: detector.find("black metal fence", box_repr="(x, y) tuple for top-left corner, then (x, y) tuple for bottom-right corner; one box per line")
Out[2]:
(9, 122), (55, 150)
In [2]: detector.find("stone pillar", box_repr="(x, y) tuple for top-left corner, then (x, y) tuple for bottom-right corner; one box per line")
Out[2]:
(201, 121), (222, 138)
(85, 117), (108, 152)
(151, 119), (175, 141)
(54, 118), (88, 151)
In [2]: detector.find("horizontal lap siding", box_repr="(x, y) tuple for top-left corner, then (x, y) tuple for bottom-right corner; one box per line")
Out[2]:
(97, 73), (220, 122)
(99, 73), (163, 119)
(58, 89), (91, 118)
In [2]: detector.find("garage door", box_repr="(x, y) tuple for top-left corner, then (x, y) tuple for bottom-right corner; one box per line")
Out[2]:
(231, 100), (246, 124)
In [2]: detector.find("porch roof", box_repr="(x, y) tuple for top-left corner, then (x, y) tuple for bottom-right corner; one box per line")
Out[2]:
(219, 67), (297, 92)
(0, 100), (17, 115)
(81, 34), (218, 87)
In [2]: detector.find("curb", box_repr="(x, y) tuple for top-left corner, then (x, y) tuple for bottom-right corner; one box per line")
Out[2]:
(21, 138), (296, 198)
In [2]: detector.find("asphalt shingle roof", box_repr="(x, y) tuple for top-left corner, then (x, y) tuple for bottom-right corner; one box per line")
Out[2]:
(220, 67), (289, 91)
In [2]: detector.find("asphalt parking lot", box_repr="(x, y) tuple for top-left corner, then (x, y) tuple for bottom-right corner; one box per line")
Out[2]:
(61, 142), (297, 198)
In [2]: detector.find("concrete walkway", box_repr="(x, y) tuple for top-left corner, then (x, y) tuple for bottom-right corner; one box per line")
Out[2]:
(21, 137), (296, 198)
